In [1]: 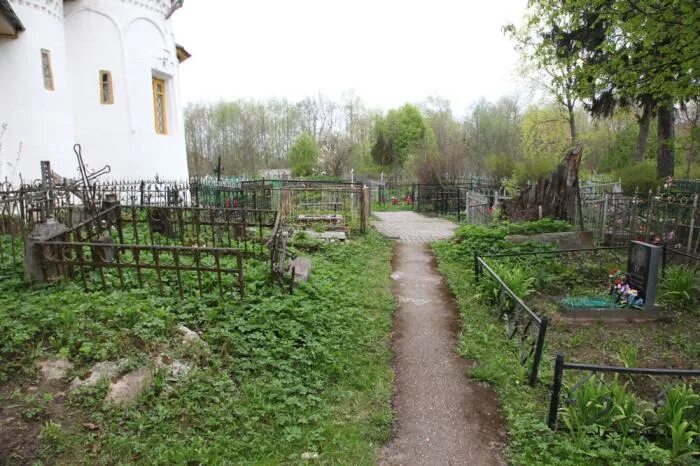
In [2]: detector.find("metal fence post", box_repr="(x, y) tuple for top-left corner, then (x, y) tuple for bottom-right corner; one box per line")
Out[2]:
(688, 194), (698, 255)
(457, 188), (462, 222)
(529, 316), (548, 387)
(601, 194), (608, 243)
(662, 244), (667, 278)
(548, 353), (565, 430)
(473, 253), (480, 282)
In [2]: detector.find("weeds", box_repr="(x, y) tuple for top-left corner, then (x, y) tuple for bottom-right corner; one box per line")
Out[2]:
(0, 230), (396, 464)
(433, 220), (700, 465)
(660, 265), (697, 307)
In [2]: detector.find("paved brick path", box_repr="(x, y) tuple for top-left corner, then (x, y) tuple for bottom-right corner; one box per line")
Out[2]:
(372, 211), (456, 243)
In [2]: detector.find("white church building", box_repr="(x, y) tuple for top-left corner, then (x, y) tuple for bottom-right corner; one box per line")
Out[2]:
(0, 0), (190, 185)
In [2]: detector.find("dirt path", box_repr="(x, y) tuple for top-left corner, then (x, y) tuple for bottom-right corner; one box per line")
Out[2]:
(374, 212), (506, 465)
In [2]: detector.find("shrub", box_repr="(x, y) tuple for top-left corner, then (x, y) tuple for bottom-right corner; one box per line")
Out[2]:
(616, 160), (661, 193)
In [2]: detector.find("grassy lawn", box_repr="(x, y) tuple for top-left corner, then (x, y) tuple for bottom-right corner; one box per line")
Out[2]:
(433, 220), (700, 465)
(0, 231), (395, 465)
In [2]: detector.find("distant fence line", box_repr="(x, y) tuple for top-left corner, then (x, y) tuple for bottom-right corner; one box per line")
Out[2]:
(578, 192), (700, 256)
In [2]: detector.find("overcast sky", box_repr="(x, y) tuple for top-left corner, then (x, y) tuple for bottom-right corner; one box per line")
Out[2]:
(172, 0), (528, 117)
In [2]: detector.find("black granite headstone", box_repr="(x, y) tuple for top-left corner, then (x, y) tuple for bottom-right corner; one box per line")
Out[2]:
(627, 241), (662, 307)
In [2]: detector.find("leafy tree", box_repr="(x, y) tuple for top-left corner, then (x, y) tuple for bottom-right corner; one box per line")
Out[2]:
(371, 104), (427, 173)
(288, 133), (319, 176)
(512, 106), (571, 184)
(465, 97), (522, 172)
(422, 97), (473, 181)
(505, 6), (582, 142)
(515, 0), (700, 177)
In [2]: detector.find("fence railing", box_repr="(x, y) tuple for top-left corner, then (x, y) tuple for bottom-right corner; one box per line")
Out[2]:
(34, 240), (245, 298)
(547, 353), (700, 430)
(474, 255), (548, 386)
(33, 204), (247, 297)
(579, 192), (700, 256)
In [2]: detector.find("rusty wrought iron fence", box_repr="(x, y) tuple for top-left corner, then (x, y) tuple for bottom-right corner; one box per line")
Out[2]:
(33, 205), (251, 297)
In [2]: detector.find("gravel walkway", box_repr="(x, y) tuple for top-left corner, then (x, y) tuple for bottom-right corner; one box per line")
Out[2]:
(374, 213), (506, 465)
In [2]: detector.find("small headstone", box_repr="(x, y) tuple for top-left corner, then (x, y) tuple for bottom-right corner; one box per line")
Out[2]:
(627, 241), (662, 308)
(291, 257), (312, 282)
(149, 207), (174, 237)
(91, 234), (115, 263)
(320, 231), (346, 242)
(24, 220), (69, 283)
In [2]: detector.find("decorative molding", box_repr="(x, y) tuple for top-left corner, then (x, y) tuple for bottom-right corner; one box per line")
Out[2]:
(9, 0), (62, 21)
(111, 0), (171, 17)
(10, 0), (175, 20)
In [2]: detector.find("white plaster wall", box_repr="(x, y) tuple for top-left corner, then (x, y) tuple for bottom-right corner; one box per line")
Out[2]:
(0, 0), (74, 185)
(64, 8), (129, 178)
(64, 0), (189, 181)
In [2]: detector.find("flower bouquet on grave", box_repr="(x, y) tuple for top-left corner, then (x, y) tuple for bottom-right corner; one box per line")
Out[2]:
(608, 268), (644, 309)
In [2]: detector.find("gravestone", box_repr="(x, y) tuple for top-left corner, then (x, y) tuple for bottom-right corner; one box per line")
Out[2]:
(24, 219), (69, 283)
(627, 241), (662, 308)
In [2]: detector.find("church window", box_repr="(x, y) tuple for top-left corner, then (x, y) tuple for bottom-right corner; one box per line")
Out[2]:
(152, 77), (167, 134)
(41, 49), (54, 90)
(99, 71), (113, 104)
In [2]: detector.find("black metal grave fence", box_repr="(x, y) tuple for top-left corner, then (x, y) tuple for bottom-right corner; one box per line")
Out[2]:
(474, 255), (548, 387)
(547, 353), (700, 430)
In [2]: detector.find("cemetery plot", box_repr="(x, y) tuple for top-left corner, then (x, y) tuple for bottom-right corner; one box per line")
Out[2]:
(435, 221), (700, 463)
(579, 192), (700, 256)
(26, 205), (280, 297)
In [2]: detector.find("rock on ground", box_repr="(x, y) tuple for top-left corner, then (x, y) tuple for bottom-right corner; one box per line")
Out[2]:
(104, 367), (153, 407)
(177, 325), (208, 349)
(70, 360), (124, 390)
(37, 358), (74, 381)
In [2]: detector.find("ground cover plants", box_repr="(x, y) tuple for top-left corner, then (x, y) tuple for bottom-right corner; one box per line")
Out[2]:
(433, 220), (700, 465)
(0, 230), (395, 464)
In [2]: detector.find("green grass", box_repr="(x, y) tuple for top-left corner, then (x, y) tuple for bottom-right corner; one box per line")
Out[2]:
(432, 221), (699, 465)
(0, 231), (396, 465)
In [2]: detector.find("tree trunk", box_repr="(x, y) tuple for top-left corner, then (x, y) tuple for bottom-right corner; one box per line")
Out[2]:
(636, 102), (652, 162)
(504, 144), (583, 222)
(567, 102), (577, 143)
(657, 104), (675, 178)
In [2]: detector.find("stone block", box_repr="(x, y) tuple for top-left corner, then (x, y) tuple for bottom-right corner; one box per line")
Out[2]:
(291, 257), (312, 282)
(24, 219), (69, 283)
(506, 231), (593, 250)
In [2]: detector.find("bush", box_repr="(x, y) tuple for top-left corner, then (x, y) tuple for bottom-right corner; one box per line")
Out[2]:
(616, 160), (661, 193)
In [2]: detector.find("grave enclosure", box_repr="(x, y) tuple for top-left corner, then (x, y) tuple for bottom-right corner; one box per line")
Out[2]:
(1, 172), (371, 296)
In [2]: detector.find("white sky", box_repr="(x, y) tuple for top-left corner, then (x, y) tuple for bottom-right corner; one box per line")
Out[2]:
(172, 0), (528, 117)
